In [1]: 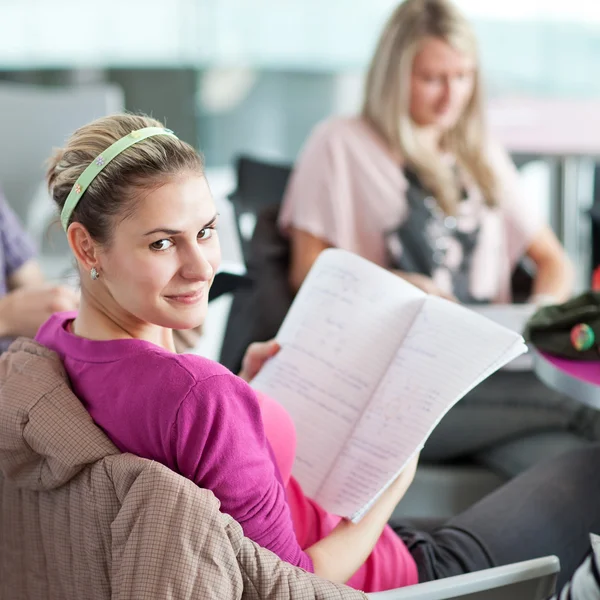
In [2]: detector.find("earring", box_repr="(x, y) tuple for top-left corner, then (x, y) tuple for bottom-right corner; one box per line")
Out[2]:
(90, 267), (99, 281)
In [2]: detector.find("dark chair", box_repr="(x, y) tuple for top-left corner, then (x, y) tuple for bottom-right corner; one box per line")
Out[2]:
(208, 158), (271, 305)
(209, 271), (251, 302)
(228, 156), (293, 266)
(219, 156), (294, 374)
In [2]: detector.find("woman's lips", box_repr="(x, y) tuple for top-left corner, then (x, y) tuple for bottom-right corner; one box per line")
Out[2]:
(165, 289), (205, 305)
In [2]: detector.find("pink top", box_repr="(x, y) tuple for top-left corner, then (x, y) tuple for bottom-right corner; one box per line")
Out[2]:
(256, 391), (418, 591)
(279, 117), (544, 303)
(36, 312), (418, 592)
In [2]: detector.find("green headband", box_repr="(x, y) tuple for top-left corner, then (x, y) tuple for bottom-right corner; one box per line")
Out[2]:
(60, 126), (178, 230)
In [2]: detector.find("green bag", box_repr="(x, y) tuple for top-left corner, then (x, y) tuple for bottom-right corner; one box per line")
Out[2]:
(524, 292), (600, 360)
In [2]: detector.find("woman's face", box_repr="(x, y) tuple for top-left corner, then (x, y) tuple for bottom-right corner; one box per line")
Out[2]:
(96, 173), (221, 331)
(409, 36), (476, 132)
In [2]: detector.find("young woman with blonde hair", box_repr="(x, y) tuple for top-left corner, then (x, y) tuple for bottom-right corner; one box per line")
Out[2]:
(32, 110), (600, 593)
(282, 0), (572, 302)
(279, 0), (584, 469)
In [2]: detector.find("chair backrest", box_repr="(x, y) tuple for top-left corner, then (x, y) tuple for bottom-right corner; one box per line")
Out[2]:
(227, 155), (292, 266)
(367, 556), (559, 600)
(220, 155), (295, 373)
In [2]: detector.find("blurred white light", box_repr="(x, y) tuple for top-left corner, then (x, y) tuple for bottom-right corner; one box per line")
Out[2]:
(199, 68), (258, 114)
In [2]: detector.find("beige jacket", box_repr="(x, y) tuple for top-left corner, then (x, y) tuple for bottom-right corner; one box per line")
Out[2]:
(0, 339), (366, 600)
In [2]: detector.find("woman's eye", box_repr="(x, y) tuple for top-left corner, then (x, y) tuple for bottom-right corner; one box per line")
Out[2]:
(150, 239), (173, 251)
(198, 228), (214, 240)
(420, 74), (440, 85)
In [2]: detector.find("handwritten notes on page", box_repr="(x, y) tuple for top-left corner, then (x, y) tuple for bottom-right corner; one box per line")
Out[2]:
(252, 249), (527, 520)
(317, 296), (526, 518)
(252, 250), (425, 497)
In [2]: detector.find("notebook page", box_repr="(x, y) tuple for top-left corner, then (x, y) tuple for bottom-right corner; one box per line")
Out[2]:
(251, 249), (425, 498)
(466, 304), (536, 371)
(316, 295), (525, 519)
(351, 322), (525, 520)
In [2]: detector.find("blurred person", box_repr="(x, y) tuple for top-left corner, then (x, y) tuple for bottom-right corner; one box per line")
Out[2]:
(282, 0), (573, 303)
(24, 111), (600, 593)
(0, 188), (78, 351)
(278, 0), (588, 470)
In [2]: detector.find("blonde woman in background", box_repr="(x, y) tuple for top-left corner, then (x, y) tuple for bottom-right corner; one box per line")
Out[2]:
(279, 0), (591, 471)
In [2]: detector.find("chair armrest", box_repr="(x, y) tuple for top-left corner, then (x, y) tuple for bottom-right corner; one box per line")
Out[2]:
(209, 271), (252, 302)
(367, 556), (559, 600)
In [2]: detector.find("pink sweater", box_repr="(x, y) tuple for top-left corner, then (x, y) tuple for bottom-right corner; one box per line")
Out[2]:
(36, 312), (418, 592)
(36, 312), (312, 572)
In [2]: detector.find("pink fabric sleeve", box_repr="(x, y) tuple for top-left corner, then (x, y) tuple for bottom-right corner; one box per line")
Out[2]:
(279, 121), (357, 251)
(172, 373), (313, 572)
(488, 140), (545, 267)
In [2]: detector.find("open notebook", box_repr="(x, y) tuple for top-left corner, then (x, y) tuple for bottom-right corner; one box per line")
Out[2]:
(251, 249), (526, 521)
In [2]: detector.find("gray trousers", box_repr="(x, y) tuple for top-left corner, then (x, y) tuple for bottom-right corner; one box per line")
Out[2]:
(397, 444), (600, 590)
(420, 371), (600, 477)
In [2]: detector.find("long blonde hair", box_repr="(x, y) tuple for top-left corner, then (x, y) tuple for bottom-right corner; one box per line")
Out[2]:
(362, 0), (497, 214)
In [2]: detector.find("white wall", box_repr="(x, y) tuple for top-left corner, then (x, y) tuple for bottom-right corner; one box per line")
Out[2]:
(1, 0), (599, 77)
